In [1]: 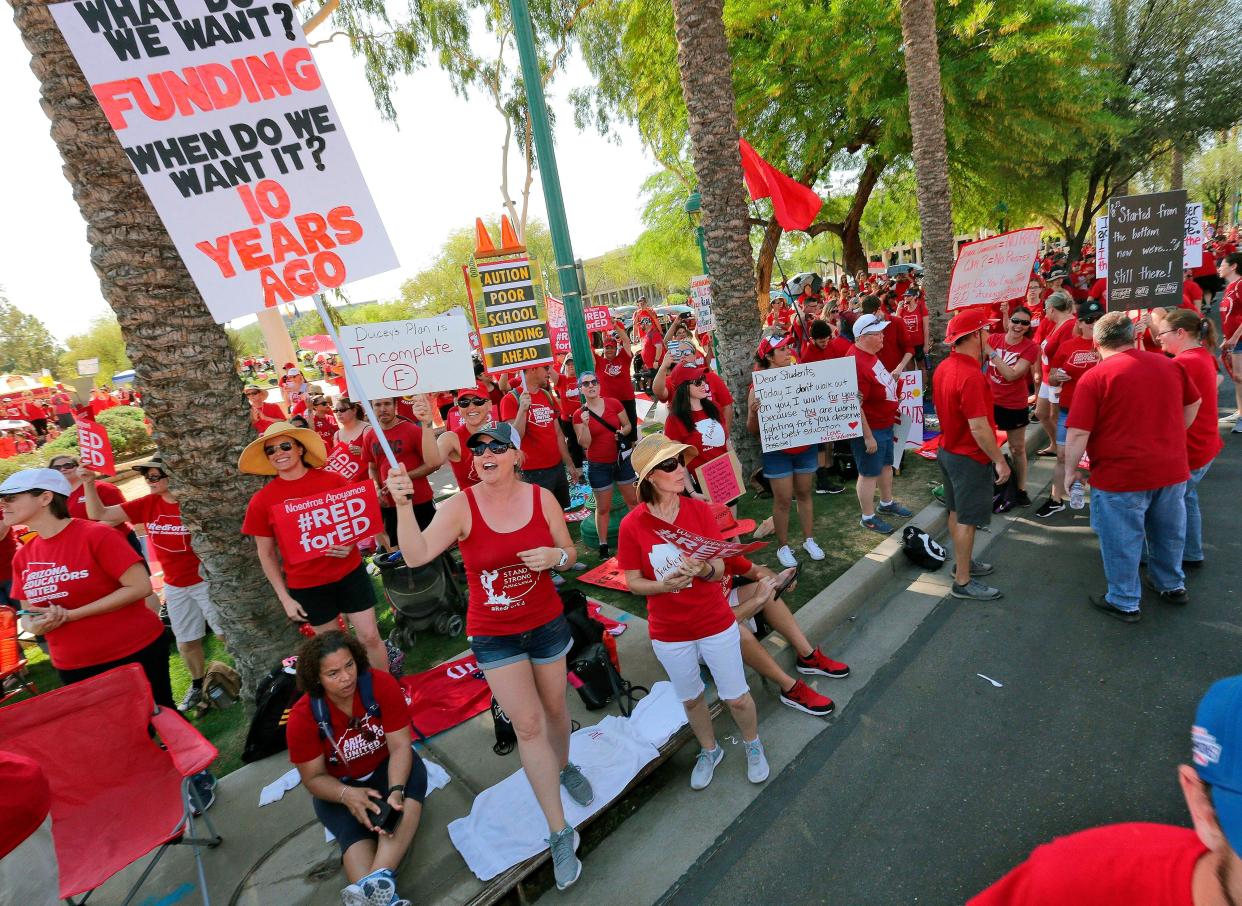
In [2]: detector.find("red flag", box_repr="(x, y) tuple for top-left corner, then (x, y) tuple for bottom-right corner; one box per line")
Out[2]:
(738, 138), (823, 232)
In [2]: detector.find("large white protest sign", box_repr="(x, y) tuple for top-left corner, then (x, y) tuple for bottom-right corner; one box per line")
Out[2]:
(338, 315), (475, 400)
(893, 372), (924, 469)
(752, 359), (861, 453)
(947, 228), (1043, 310)
(689, 275), (715, 331)
(1096, 203), (1204, 278)
(50, 0), (398, 324)
(1095, 216), (1109, 278)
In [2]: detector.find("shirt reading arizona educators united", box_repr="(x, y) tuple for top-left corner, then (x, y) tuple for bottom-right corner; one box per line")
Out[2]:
(847, 347), (900, 430)
(12, 519), (161, 670)
(594, 349), (636, 401)
(67, 482), (130, 535)
(932, 351), (996, 465)
(120, 494), (202, 589)
(241, 468), (363, 588)
(499, 389), (561, 470)
(285, 669), (411, 779)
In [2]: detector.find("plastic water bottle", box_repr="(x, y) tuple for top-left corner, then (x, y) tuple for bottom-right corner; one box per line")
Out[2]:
(1069, 480), (1086, 510)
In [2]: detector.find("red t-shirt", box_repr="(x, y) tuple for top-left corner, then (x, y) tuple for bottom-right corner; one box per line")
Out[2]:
(577, 397), (627, 465)
(554, 372), (581, 420)
(876, 324), (910, 373)
(986, 334), (1038, 409)
(1221, 280), (1242, 345)
(594, 349), (636, 401)
(848, 347), (899, 430)
(1066, 349), (1197, 492)
(968, 823), (1205, 906)
(798, 337), (851, 363)
(311, 413), (338, 448)
(640, 329), (664, 369)
(449, 424), (479, 489)
(21, 402), (44, 422)
(12, 519), (158, 670)
(0, 526), (18, 582)
(1182, 279), (1204, 309)
(285, 669), (411, 779)
(0, 752), (51, 860)
(241, 468), (364, 589)
(67, 482), (130, 535)
(664, 406), (728, 474)
(120, 494), (201, 588)
(1040, 316), (1078, 370)
(1051, 336), (1100, 413)
(499, 389), (561, 470)
(896, 299), (929, 346)
(616, 499), (735, 643)
(932, 351), (995, 464)
(704, 370), (734, 408)
(1175, 346), (1224, 470)
(251, 401), (284, 432)
(1087, 277), (1107, 300)
(360, 420), (432, 505)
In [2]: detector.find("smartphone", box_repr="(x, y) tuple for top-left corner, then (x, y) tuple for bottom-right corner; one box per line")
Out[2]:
(667, 340), (682, 357)
(372, 799), (401, 834)
(774, 564), (801, 599)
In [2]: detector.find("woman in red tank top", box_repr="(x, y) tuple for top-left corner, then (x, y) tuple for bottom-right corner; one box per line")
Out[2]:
(385, 422), (589, 889)
(436, 384), (495, 491)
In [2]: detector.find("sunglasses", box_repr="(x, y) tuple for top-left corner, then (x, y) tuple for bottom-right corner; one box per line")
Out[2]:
(457, 397), (489, 408)
(468, 440), (512, 456)
(651, 457), (682, 473)
(52, 462), (78, 471)
(144, 473), (167, 482)
(264, 441), (295, 456)
(1009, 319), (1031, 326)
(578, 379), (599, 387)
(334, 407), (352, 413)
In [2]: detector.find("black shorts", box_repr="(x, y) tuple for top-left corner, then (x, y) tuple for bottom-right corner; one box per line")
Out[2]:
(1195, 274), (1225, 296)
(312, 755), (429, 857)
(381, 502), (435, 544)
(993, 405), (1030, 431)
(912, 345), (926, 363)
(521, 465), (571, 509)
(290, 563), (377, 627)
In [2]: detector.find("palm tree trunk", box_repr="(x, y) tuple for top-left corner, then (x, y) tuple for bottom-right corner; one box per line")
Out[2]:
(900, 0), (955, 355)
(670, 0), (761, 472)
(9, 0), (303, 696)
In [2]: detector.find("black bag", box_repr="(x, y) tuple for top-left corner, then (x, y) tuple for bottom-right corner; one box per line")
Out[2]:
(586, 405), (632, 460)
(901, 525), (947, 571)
(242, 664), (303, 763)
(560, 587), (608, 662)
(570, 642), (648, 717)
(490, 695), (517, 756)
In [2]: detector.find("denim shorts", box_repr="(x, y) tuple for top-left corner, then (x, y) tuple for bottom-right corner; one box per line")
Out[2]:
(848, 426), (895, 478)
(1056, 408), (1069, 445)
(586, 456), (636, 489)
(469, 614), (573, 669)
(761, 446), (818, 479)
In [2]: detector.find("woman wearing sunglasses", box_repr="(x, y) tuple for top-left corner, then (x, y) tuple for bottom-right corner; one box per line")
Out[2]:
(437, 383), (495, 491)
(240, 421), (388, 672)
(385, 422), (588, 891)
(663, 365), (728, 498)
(985, 305), (1039, 507)
(572, 371), (637, 559)
(323, 397), (369, 483)
(616, 434), (768, 792)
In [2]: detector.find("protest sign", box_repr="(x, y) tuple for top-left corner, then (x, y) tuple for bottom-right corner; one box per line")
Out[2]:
(50, 0), (398, 324)
(752, 359), (861, 454)
(694, 449), (744, 505)
(640, 511), (765, 562)
(868, 261), (886, 275)
(1106, 190), (1186, 310)
(337, 315), (473, 400)
(271, 480), (381, 565)
(689, 275), (716, 332)
(947, 228), (1043, 310)
(466, 256), (553, 375)
(78, 420), (116, 475)
(1095, 216), (1109, 279)
(322, 440), (365, 482)
(633, 394), (656, 423)
(1097, 202), (1202, 278)
(577, 558), (631, 593)
(545, 296), (572, 356)
(77, 358), (100, 377)
(893, 372), (924, 469)
(584, 306), (613, 332)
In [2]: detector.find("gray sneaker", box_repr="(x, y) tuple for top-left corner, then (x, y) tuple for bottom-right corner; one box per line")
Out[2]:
(744, 738), (769, 783)
(877, 500), (912, 517)
(951, 578), (1003, 600)
(340, 875), (396, 906)
(178, 684), (203, 712)
(970, 559), (994, 577)
(690, 745), (724, 790)
(560, 762), (594, 807)
(860, 514), (894, 534)
(547, 825), (582, 890)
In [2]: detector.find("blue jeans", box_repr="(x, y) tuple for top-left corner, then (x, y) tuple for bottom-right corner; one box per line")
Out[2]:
(1183, 462), (1213, 563)
(1090, 482), (1187, 611)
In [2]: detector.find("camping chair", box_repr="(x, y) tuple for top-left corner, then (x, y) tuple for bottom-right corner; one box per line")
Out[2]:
(0, 604), (38, 703)
(0, 664), (222, 905)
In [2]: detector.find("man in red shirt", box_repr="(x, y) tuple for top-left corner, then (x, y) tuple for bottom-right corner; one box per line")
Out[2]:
(593, 319), (638, 442)
(931, 308), (1010, 601)
(1064, 312), (1200, 621)
(500, 365), (581, 508)
(362, 397), (441, 544)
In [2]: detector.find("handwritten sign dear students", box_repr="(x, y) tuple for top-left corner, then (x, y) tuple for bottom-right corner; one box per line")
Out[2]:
(339, 315), (474, 400)
(752, 359), (861, 453)
(50, 0), (398, 323)
(466, 256), (553, 375)
(271, 481), (381, 565)
(1107, 190), (1186, 310)
(947, 228), (1042, 310)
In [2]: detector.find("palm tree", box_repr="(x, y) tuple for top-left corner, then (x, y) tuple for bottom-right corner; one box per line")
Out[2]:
(669, 0), (761, 469)
(900, 0), (955, 353)
(9, 0), (302, 693)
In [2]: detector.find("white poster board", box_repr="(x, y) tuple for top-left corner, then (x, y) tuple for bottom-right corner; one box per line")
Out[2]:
(752, 359), (861, 453)
(77, 358), (100, 377)
(50, 0), (398, 324)
(892, 371), (924, 469)
(1095, 216), (1109, 278)
(338, 315), (475, 400)
(689, 275), (715, 331)
(1096, 203), (1204, 278)
(947, 228), (1043, 310)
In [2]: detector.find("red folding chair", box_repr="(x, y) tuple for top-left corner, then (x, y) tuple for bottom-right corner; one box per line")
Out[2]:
(0, 664), (222, 904)
(0, 604), (38, 703)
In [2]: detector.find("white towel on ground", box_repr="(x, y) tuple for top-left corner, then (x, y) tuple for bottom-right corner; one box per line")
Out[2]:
(260, 751), (451, 807)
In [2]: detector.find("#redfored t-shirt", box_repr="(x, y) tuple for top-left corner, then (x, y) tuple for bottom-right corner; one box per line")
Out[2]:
(1066, 348), (1198, 492)
(1051, 336), (1100, 413)
(665, 406), (728, 474)
(1222, 280), (1242, 344)
(986, 334), (1038, 410)
(285, 669), (411, 779)
(12, 519), (159, 670)
(241, 468), (363, 589)
(576, 397), (627, 464)
(932, 351), (995, 464)
(499, 389), (561, 470)
(616, 499), (735, 643)
(594, 349), (636, 400)
(120, 493), (202, 589)
(1175, 346), (1224, 470)
(848, 347), (899, 430)
(67, 482), (130, 535)
(360, 419), (432, 505)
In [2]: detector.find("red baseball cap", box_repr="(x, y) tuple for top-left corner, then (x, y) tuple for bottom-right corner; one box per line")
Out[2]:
(944, 308), (998, 345)
(455, 382), (491, 401)
(710, 503), (756, 538)
(756, 333), (795, 360)
(667, 363), (709, 393)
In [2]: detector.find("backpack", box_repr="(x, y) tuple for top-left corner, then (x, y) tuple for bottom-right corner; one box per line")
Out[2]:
(241, 663), (303, 763)
(560, 587), (606, 662)
(569, 642), (648, 717)
(310, 670), (380, 776)
(901, 525), (947, 571)
(201, 661), (240, 711)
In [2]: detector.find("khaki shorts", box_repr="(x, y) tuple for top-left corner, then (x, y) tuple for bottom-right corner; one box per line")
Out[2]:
(163, 581), (223, 644)
(936, 448), (994, 527)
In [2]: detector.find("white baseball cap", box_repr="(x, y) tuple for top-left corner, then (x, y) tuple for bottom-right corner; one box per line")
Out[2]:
(853, 314), (890, 337)
(0, 467), (73, 497)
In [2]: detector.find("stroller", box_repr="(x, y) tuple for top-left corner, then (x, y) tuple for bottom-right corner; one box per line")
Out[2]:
(375, 551), (468, 649)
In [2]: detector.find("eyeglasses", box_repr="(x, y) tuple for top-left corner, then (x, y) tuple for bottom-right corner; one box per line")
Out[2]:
(468, 440), (512, 456)
(52, 462), (77, 471)
(457, 397), (489, 408)
(1155, 328), (1178, 338)
(651, 458), (681, 473)
(1009, 319), (1031, 326)
(689, 377), (707, 387)
(578, 379), (599, 387)
(264, 441), (295, 456)
(144, 473), (167, 482)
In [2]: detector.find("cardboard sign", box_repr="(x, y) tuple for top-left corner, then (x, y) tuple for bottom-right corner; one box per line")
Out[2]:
(77, 357), (100, 377)
(752, 359), (861, 453)
(695, 449), (743, 505)
(689, 275), (715, 332)
(1097, 203), (1203, 278)
(640, 512), (765, 561)
(947, 228), (1043, 310)
(893, 371), (925, 469)
(77, 420), (116, 475)
(337, 315), (474, 400)
(466, 256), (553, 375)
(271, 480), (381, 565)
(50, 0), (398, 324)
(1107, 190), (1186, 310)
(577, 558), (631, 592)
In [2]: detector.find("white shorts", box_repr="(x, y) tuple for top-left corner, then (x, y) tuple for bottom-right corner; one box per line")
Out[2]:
(1037, 382), (1061, 404)
(163, 581), (223, 644)
(650, 622), (749, 703)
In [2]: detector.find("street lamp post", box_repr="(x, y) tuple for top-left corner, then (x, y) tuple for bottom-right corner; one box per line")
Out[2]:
(684, 190), (710, 274)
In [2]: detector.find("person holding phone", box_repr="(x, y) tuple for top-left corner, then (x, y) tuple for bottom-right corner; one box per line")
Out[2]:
(286, 630), (425, 906)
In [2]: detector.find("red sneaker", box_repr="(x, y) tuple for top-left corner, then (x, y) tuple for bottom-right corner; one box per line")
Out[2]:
(779, 680), (835, 717)
(797, 648), (850, 678)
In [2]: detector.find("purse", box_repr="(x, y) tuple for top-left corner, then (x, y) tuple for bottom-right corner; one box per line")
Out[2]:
(586, 406), (632, 462)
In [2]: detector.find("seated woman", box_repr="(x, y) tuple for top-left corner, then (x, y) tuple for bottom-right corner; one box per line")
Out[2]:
(286, 630), (427, 906)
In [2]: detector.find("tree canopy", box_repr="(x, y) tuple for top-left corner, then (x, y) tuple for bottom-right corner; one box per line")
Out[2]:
(0, 294), (61, 375)
(58, 314), (132, 385)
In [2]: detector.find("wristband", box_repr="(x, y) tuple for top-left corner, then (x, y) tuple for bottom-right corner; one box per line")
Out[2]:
(388, 784), (405, 797)
(339, 786), (348, 802)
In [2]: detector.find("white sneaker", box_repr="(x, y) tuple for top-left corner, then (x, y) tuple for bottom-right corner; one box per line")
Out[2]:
(777, 545), (798, 568)
(802, 538), (825, 561)
(744, 738), (769, 783)
(1220, 411), (1241, 424)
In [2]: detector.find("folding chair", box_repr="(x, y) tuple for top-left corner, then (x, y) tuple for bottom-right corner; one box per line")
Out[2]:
(0, 664), (223, 905)
(0, 604), (38, 703)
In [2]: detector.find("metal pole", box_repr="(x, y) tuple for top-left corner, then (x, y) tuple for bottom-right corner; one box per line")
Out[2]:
(694, 225), (710, 274)
(508, 0), (592, 373)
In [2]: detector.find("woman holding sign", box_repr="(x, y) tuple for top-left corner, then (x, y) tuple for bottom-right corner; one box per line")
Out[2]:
(615, 434), (767, 792)
(240, 421), (388, 673)
(664, 364), (729, 500)
(572, 371), (637, 559)
(385, 422), (589, 892)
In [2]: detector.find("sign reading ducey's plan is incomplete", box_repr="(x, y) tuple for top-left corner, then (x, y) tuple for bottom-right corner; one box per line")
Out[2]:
(947, 228), (1042, 310)
(50, 0), (398, 323)
(271, 481), (381, 565)
(752, 359), (861, 453)
(339, 315), (475, 400)
(1107, 190), (1186, 310)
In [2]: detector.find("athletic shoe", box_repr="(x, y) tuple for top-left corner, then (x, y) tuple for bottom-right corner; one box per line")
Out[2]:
(877, 499), (912, 517)
(690, 746), (724, 790)
(1015, 491), (1032, 508)
(190, 771), (216, 816)
(1220, 411), (1240, 424)
(744, 738), (770, 783)
(815, 467), (844, 495)
(796, 648), (850, 678)
(970, 560), (994, 577)
(802, 538), (826, 561)
(1034, 498), (1065, 518)
(1143, 575), (1189, 605)
(951, 579), (1002, 600)
(1090, 593), (1141, 623)
(598, 544), (610, 560)
(860, 514), (894, 534)
(777, 545), (798, 568)
(1232, 424), (1242, 435)
(178, 685), (203, 713)
(779, 680), (835, 716)
(560, 762), (594, 807)
(547, 826), (582, 891)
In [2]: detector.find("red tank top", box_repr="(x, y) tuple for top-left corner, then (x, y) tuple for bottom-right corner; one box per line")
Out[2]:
(460, 484), (563, 636)
(449, 425), (478, 490)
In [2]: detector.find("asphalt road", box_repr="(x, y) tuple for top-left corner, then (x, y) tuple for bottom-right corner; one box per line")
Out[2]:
(662, 427), (1242, 906)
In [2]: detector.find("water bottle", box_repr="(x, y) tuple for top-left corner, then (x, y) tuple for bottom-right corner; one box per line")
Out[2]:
(1069, 480), (1085, 510)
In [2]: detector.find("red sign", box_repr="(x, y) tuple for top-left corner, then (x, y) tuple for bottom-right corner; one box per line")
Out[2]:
(322, 441), (366, 482)
(271, 481), (382, 565)
(695, 450), (743, 505)
(578, 557), (631, 592)
(77, 419), (115, 476)
(584, 306), (613, 332)
(641, 511), (765, 561)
